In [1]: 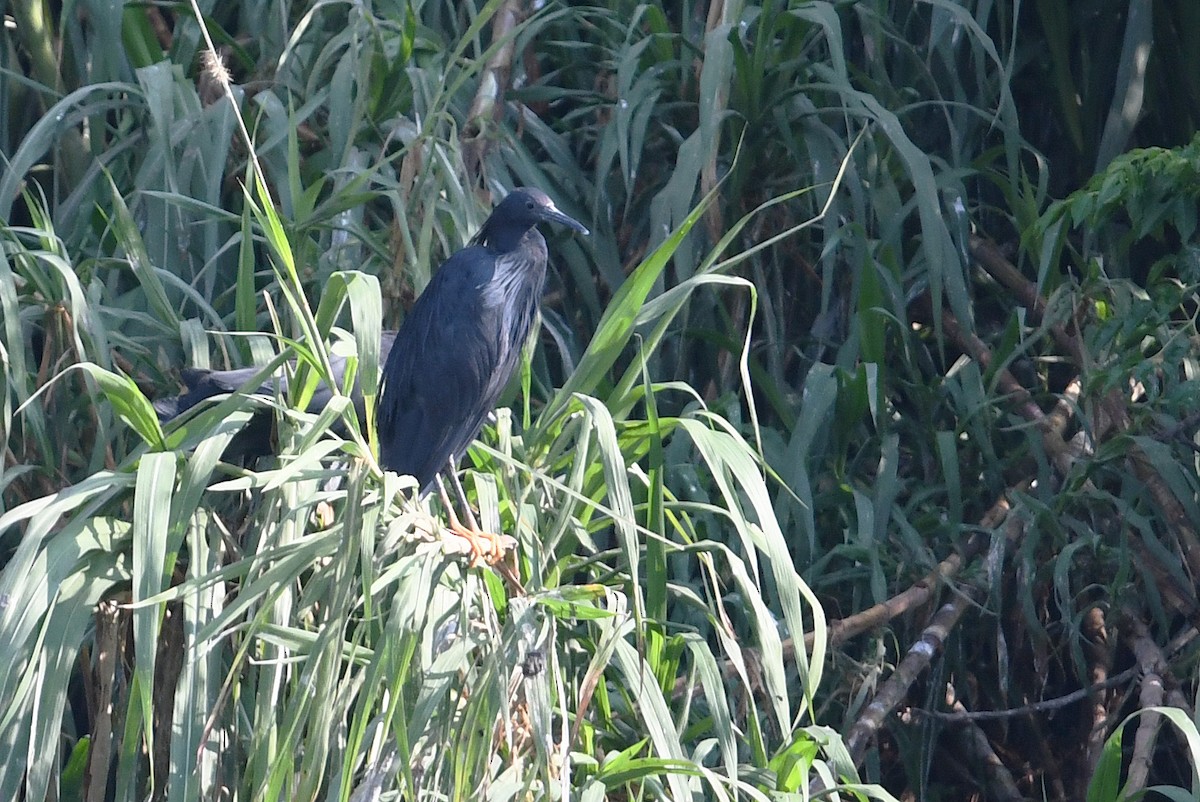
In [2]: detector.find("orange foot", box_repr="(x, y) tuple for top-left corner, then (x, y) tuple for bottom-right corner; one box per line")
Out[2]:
(435, 472), (523, 589)
(445, 517), (516, 566)
(443, 519), (523, 591)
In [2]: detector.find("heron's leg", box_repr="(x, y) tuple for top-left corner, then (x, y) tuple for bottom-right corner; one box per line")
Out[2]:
(434, 465), (511, 566)
(434, 473), (468, 533)
(448, 464), (481, 534)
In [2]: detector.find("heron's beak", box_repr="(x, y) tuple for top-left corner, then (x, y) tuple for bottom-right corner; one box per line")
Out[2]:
(543, 202), (590, 236)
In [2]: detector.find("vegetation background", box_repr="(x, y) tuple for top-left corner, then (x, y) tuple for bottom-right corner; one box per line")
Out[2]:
(2, 0), (1199, 799)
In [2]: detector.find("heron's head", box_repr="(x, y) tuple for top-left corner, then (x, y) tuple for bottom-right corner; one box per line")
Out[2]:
(478, 188), (589, 250)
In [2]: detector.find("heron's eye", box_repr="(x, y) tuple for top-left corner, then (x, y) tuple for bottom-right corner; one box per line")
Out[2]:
(526, 201), (535, 210)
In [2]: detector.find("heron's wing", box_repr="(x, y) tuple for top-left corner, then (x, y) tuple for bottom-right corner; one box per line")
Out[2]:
(153, 365), (286, 422)
(378, 330), (398, 364)
(153, 332), (397, 464)
(378, 248), (501, 491)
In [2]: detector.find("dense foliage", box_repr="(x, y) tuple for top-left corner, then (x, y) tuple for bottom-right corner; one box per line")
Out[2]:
(2, 0), (1199, 800)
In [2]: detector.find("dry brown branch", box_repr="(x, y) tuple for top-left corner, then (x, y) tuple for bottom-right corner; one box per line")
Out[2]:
(969, 234), (1200, 615)
(1121, 610), (1169, 796)
(1125, 444), (1200, 596)
(462, 0), (526, 176)
(914, 293), (1048, 426)
(145, 5), (174, 51)
(919, 286), (1199, 622)
(943, 684), (1025, 802)
(671, 478), (1032, 703)
(673, 476), (1042, 783)
(1045, 377), (1082, 440)
(844, 592), (977, 763)
(1081, 606), (1116, 792)
(84, 600), (122, 802)
(805, 483), (1027, 653)
(837, 483), (1036, 767)
(969, 235), (1083, 364)
(151, 602), (186, 802)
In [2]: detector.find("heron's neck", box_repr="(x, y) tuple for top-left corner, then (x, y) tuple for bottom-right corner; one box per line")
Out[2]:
(480, 222), (529, 252)
(482, 229), (547, 310)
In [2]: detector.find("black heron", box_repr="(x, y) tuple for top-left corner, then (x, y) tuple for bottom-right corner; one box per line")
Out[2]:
(155, 331), (398, 462)
(377, 187), (588, 561)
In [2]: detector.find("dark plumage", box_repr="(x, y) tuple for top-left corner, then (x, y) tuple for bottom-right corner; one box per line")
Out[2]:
(155, 331), (397, 462)
(377, 187), (587, 492)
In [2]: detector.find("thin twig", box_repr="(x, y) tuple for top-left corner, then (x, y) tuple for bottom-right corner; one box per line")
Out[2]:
(910, 668), (1138, 722)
